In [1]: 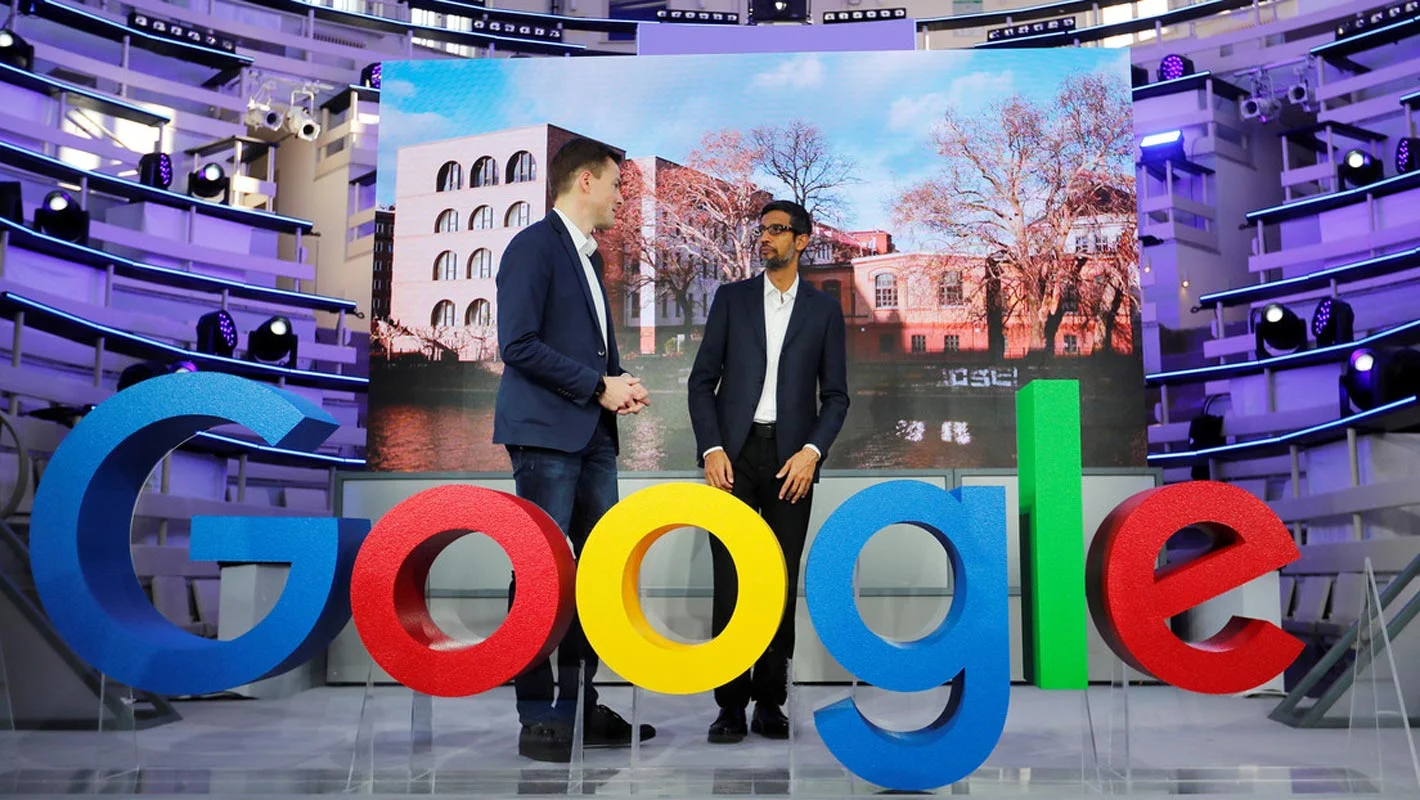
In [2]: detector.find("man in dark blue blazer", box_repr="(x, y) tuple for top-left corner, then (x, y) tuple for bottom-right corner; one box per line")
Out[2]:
(494, 137), (654, 762)
(687, 200), (850, 743)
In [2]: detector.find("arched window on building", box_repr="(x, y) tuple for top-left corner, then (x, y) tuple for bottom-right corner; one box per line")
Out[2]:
(468, 248), (494, 280)
(432, 250), (458, 281)
(431, 300), (456, 327)
(466, 298), (492, 326)
(435, 161), (461, 192)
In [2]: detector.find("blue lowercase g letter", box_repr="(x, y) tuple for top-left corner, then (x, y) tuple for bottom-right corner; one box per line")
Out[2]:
(804, 481), (1010, 790)
(29, 372), (369, 696)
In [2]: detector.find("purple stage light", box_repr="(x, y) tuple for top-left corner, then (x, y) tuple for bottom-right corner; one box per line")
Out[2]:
(1397, 137), (1420, 174)
(1157, 54), (1194, 83)
(197, 309), (238, 358)
(1351, 349), (1376, 373)
(139, 152), (173, 189)
(361, 62), (381, 90)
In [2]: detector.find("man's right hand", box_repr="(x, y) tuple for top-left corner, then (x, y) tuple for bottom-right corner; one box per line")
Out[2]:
(704, 449), (734, 491)
(598, 375), (648, 413)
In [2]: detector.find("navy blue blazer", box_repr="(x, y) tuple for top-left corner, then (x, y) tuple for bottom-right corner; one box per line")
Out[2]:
(494, 212), (623, 453)
(687, 273), (849, 479)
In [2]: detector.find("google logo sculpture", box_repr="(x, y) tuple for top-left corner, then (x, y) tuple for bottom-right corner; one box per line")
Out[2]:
(29, 373), (1302, 790)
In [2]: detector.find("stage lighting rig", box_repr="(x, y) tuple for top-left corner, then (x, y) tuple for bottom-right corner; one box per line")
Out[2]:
(1157, 54), (1195, 82)
(1240, 94), (1282, 122)
(139, 152), (173, 189)
(1397, 137), (1420, 174)
(750, 0), (807, 23)
(34, 190), (89, 244)
(1253, 302), (1306, 358)
(248, 316), (298, 368)
(360, 62), (381, 90)
(196, 309), (238, 358)
(0, 28), (33, 71)
(117, 359), (197, 392)
(1342, 347), (1420, 414)
(285, 86), (321, 142)
(1311, 297), (1355, 348)
(188, 163), (229, 201)
(1139, 130), (1186, 165)
(1339, 148), (1384, 189)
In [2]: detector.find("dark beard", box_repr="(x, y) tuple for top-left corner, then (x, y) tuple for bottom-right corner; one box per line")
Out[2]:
(762, 252), (790, 271)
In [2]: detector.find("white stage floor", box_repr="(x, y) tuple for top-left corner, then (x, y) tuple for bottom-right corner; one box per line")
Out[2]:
(0, 684), (1415, 797)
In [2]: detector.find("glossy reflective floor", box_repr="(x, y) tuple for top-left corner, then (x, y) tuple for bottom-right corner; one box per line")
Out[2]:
(0, 684), (1415, 797)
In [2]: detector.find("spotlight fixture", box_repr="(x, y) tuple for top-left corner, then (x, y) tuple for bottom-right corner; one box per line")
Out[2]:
(247, 315), (298, 368)
(1286, 83), (1311, 105)
(750, 0), (807, 23)
(284, 106), (320, 142)
(655, 9), (740, 23)
(33, 190), (89, 244)
(1253, 302), (1306, 358)
(1338, 148), (1383, 189)
(245, 102), (283, 131)
(196, 309), (238, 358)
(1187, 411), (1225, 480)
(360, 62), (381, 90)
(0, 181), (20, 225)
(1157, 54), (1195, 83)
(1139, 130), (1186, 164)
(117, 359), (195, 392)
(1396, 137), (1420, 175)
(1240, 95), (1282, 122)
(138, 152), (173, 189)
(1311, 297), (1355, 348)
(821, 8), (907, 22)
(1341, 347), (1420, 414)
(188, 163), (229, 201)
(0, 28), (33, 71)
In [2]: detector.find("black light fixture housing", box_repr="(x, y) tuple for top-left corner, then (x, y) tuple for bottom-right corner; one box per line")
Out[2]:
(750, 0), (807, 23)
(0, 29), (33, 71)
(1157, 53), (1195, 82)
(1186, 411), (1225, 480)
(1341, 347), (1420, 414)
(247, 315), (298, 368)
(1311, 297), (1355, 348)
(1254, 302), (1306, 358)
(34, 190), (89, 245)
(360, 62), (381, 89)
(188, 162), (229, 201)
(1338, 148), (1384, 189)
(196, 309), (238, 358)
(117, 359), (195, 391)
(1397, 137), (1420, 175)
(0, 181), (21, 225)
(139, 152), (173, 189)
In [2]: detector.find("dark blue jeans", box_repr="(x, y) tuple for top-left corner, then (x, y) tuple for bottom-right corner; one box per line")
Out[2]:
(506, 418), (618, 726)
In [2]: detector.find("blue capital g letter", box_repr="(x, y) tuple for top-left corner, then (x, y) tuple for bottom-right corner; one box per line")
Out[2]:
(29, 372), (368, 696)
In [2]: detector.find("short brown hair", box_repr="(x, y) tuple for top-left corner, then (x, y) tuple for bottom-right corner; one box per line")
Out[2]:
(549, 138), (622, 198)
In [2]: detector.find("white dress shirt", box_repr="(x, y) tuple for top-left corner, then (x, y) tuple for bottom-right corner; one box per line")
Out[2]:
(754, 275), (799, 423)
(553, 208), (608, 349)
(703, 274), (820, 460)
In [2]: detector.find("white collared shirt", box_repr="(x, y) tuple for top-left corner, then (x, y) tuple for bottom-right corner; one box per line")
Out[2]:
(754, 274), (799, 423)
(702, 274), (820, 460)
(553, 208), (608, 349)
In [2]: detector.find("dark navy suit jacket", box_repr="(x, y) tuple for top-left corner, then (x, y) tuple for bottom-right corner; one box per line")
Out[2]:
(687, 273), (849, 480)
(494, 211), (623, 453)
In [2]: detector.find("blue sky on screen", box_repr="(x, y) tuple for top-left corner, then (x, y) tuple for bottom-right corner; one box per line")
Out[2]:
(376, 49), (1131, 247)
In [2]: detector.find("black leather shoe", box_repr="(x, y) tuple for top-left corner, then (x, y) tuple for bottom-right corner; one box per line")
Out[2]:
(583, 703), (656, 748)
(750, 703), (789, 739)
(518, 722), (572, 763)
(708, 707), (748, 744)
